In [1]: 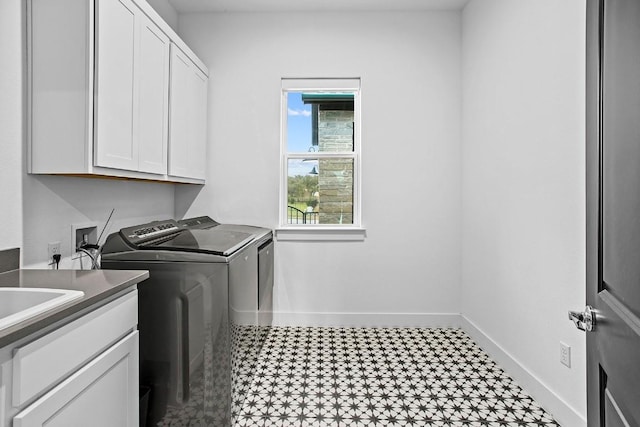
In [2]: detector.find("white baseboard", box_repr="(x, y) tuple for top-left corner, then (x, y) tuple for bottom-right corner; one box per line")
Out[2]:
(272, 311), (462, 328)
(461, 315), (586, 427)
(270, 310), (585, 427)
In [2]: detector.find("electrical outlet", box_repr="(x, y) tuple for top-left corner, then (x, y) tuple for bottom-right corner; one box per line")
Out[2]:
(560, 342), (571, 368)
(47, 241), (61, 261)
(72, 223), (98, 252)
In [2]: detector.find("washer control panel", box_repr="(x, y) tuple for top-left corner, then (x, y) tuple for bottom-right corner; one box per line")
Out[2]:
(120, 220), (180, 245)
(177, 216), (219, 230)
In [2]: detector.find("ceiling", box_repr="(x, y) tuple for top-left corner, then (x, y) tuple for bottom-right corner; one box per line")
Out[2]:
(168, 0), (470, 13)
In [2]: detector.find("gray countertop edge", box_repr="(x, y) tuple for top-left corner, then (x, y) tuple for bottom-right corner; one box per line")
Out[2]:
(0, 269), (149, 348)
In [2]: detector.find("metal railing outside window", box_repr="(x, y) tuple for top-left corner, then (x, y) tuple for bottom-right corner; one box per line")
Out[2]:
(287, 206), (319, 224)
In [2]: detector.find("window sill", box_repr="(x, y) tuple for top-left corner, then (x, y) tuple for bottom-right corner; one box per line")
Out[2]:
(275, 227), (367, 241)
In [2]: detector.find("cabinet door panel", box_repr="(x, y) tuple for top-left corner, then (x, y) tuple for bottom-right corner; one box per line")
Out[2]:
(94, 0), (138, 171)
(191, 67), (208, 180)
(169, 45), (207, 181)
(138, 15), (169, 175)
(13, 332), (139, 427)
(168, 46), (192, 178)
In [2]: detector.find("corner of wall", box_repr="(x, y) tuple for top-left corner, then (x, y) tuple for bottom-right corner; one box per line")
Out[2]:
(462, 316), (587, 427)
(460, 0), (587, 423)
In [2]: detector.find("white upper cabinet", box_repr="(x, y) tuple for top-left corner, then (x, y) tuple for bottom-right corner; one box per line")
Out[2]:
(168, 45), (207, 180)
(94, 0), (138, 171)
(137, 14), (170, 175)
(28, 0), (207, 184)
(192, 63), (208, 180)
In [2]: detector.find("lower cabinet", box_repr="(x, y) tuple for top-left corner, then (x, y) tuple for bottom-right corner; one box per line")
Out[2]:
(0, 289), (139, 427)
(13, 332), (138, 427)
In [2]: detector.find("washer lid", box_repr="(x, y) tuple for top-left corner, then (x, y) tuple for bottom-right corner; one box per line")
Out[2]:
(151, 229), (255, 256)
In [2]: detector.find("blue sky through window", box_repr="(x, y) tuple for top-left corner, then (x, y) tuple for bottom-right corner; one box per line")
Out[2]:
(287, 92), (314, 176)
(287, 92), (312, 152)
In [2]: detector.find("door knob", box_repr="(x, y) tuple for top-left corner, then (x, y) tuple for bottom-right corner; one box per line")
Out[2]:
(568, 305), (595, 332)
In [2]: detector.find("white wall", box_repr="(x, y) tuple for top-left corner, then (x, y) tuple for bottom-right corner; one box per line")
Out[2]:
(21, 176), (175, 268)
(146, 0), (179, 31)
(176, 11), (463, 324)
(0, 0), (176, 268)
(0, 0), (24, 253)
(461, 0), (586, 424)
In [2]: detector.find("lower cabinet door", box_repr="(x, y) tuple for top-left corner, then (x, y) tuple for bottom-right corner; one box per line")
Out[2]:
(13, 331), (139, 427)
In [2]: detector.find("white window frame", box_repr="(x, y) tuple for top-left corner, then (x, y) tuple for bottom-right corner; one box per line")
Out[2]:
(277, 78), (365, 241)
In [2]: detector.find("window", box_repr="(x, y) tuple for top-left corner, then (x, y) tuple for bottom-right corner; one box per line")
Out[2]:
(280, 78), (361, 232)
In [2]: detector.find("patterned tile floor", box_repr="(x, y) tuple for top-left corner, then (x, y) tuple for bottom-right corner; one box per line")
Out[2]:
(232, 327), (560, 427)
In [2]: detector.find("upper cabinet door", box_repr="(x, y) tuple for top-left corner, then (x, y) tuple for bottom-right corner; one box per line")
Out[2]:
(94, 0), (138, 171)
(191, 67), (208, 180)
(137, 14), (169, 175)
(168, 45), (208, 180)
(168, 46), (191, 178)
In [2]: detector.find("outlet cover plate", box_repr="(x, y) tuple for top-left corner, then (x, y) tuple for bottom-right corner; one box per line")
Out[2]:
(47, 241), (61, 261)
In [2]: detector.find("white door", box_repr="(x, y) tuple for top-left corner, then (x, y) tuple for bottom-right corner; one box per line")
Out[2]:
(168, 44), (207, 180)
(137, 14), (169, 175)
(13, 332), (139, 427)
(94, 0), (138, 171)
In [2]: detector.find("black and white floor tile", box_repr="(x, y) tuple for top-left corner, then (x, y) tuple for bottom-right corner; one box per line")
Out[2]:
(232, 327), (560, 427)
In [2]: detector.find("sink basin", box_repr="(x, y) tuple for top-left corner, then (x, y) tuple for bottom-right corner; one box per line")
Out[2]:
(0, 288), (84, 331)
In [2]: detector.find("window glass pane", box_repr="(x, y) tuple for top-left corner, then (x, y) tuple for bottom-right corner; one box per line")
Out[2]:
(286, 93), (313, 153)
(286, 91), (354, 154)
(318, 158), (354, 224)
(287, 158), (353, 225)
(287, 159), (319, 224)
